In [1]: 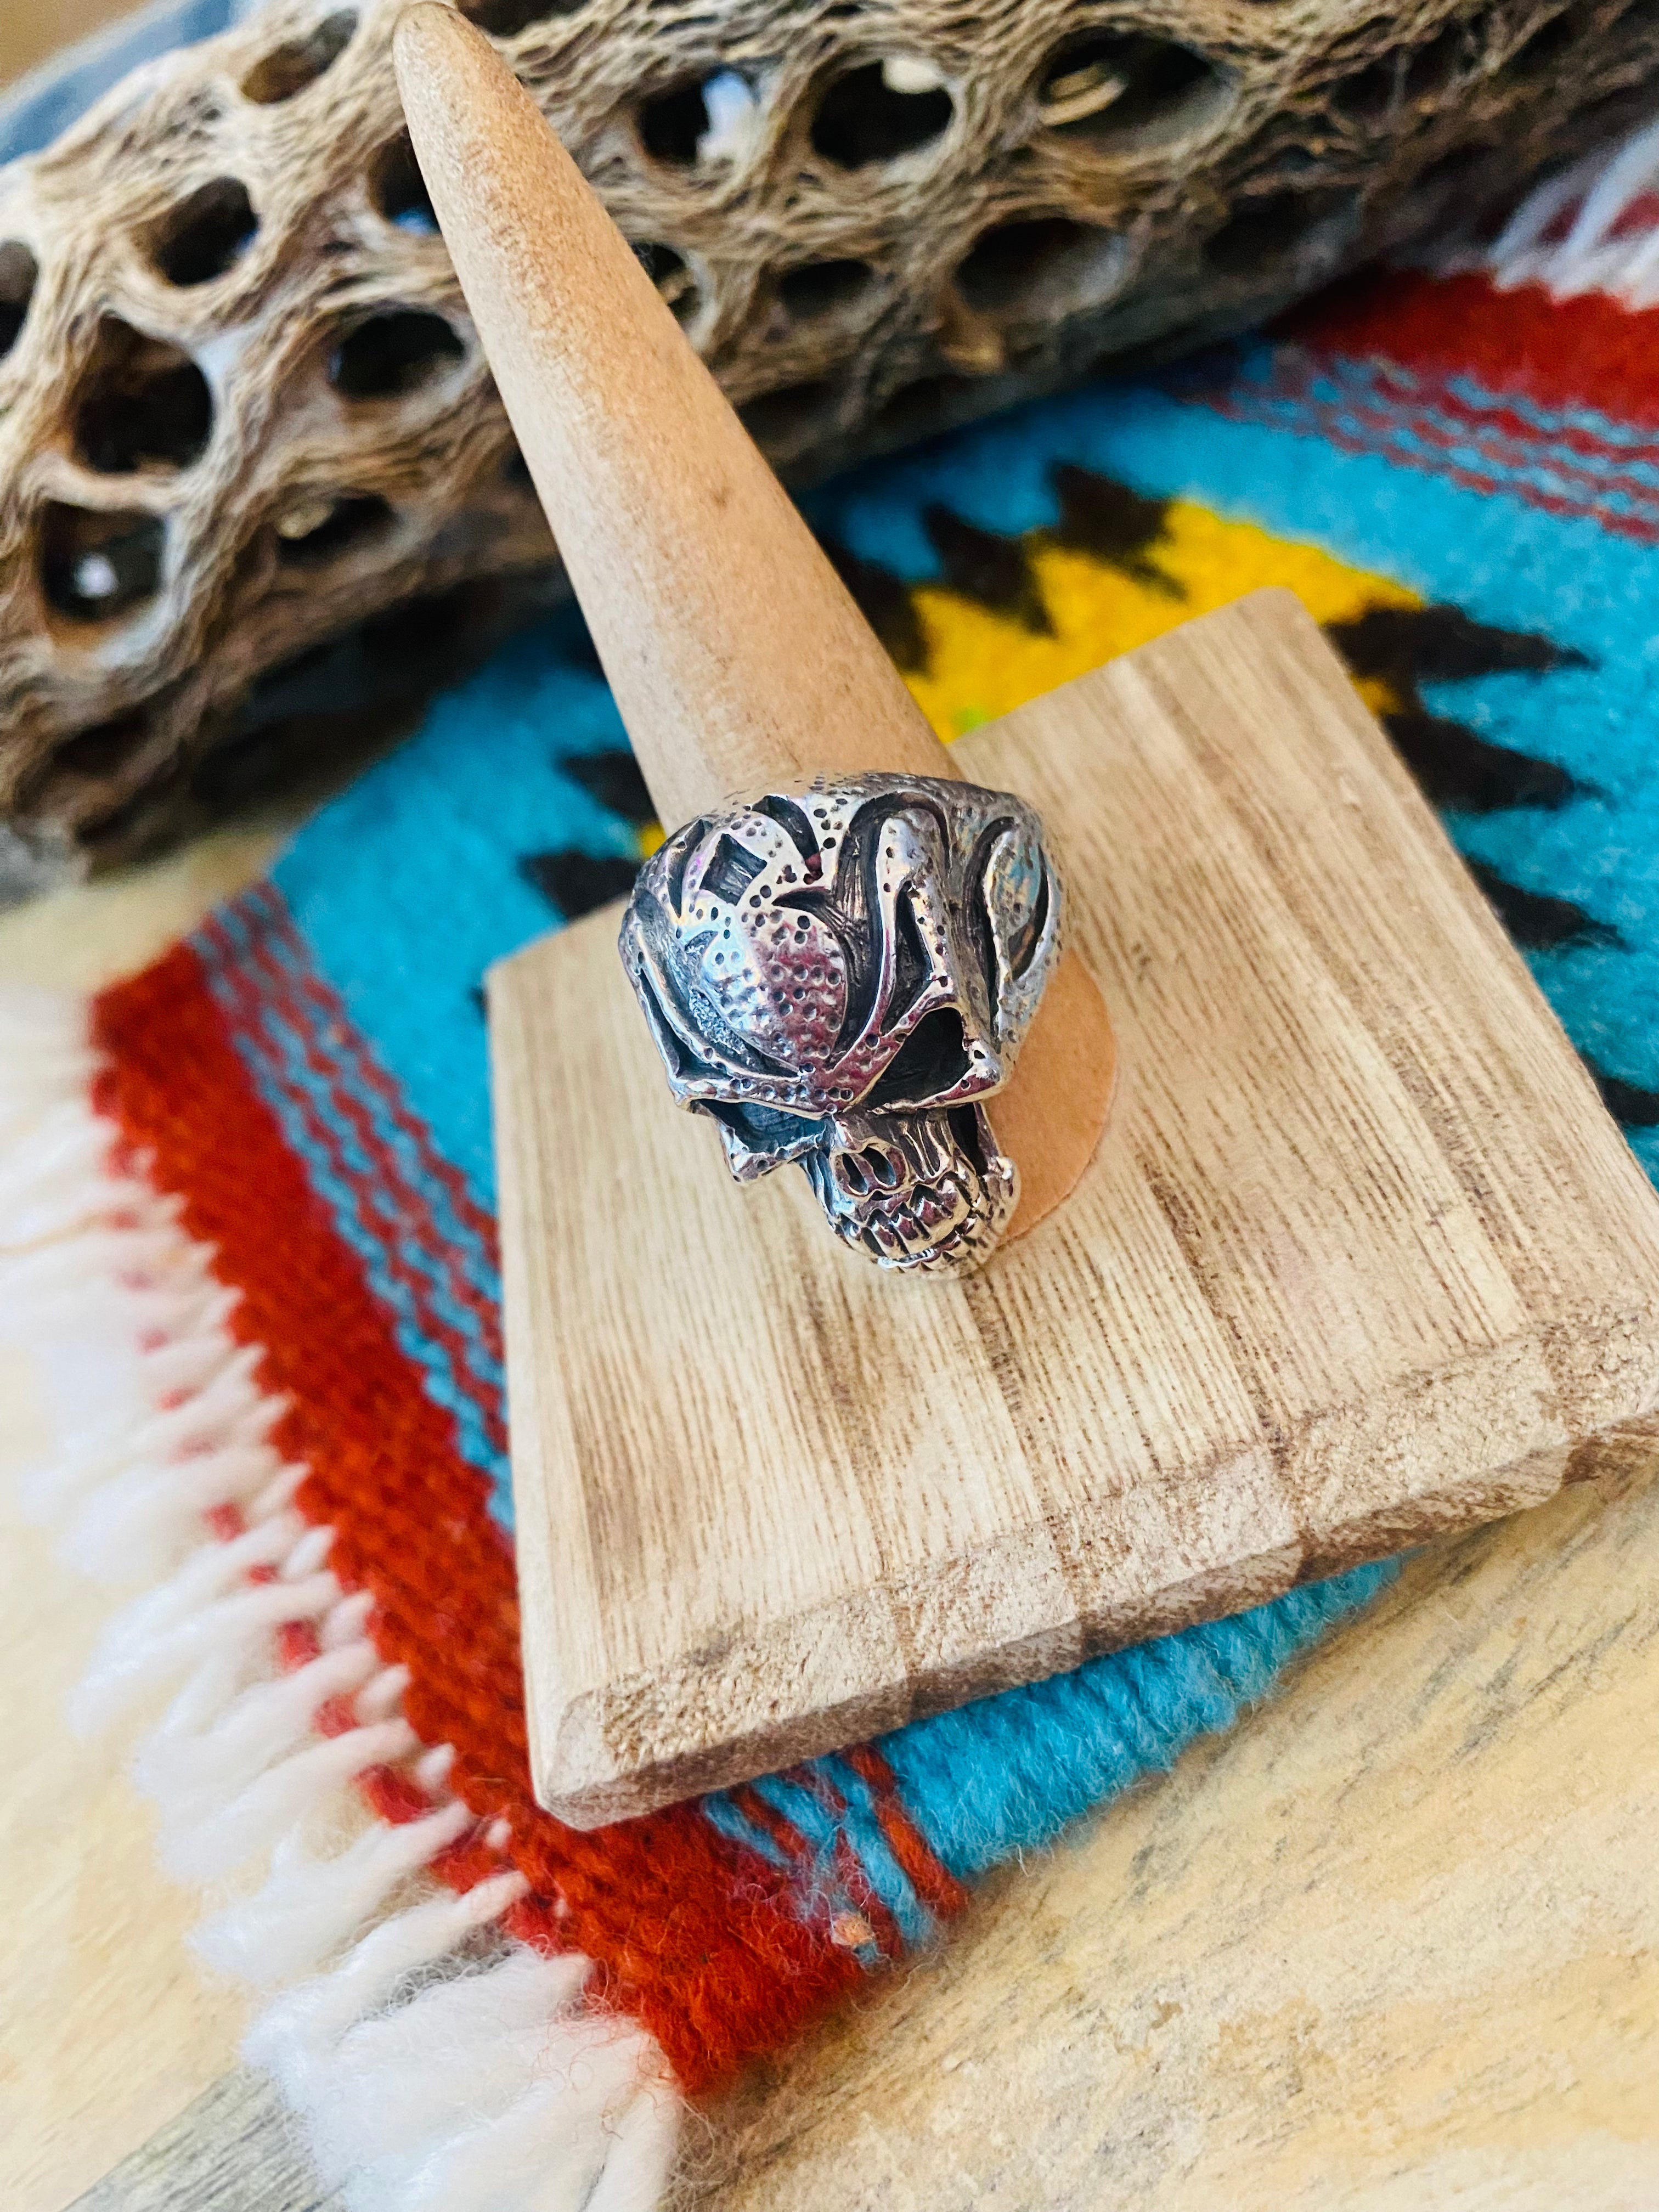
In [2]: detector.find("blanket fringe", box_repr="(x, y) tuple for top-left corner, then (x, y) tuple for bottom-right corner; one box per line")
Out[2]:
(1480, 111), (1659, 306)
(0, 987), (681, 2212)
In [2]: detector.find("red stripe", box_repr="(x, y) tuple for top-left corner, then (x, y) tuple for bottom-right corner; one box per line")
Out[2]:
(1285, 268), (1659, 431)
(843, 1743), (967, 1921)
(1202, 384), (1659, 545)
(206, 895), (504, 1366)
(255, 888), (504, 1257)
(1310, 350), (1659, 476)
(199, 902), (508, 1453)
(93, 943), (864, 2092)
(1234, 353), (1659, 529)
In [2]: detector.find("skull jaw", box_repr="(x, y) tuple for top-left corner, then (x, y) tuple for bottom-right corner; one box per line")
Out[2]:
(801, 1105), (1018, 1275)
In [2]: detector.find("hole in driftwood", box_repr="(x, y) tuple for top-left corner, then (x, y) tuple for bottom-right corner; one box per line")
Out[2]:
(460, 0), (583, 32)
(1335, 23), (1466, 121)
(329, 308), (464, 399)
(779, 258), (877, 321)
(241, 9), (356, 103)
(737, 376), (838, 450)
(632, 240), (699, 321)
(275, 491), (394, 564)
(0, 241), (38, 358)
(74, 320), (213, 473)
(1410, 145), (1490, 204)
(40, 505), (166, 622)
(1035, 31), (1223, 144)
(637, 71), (758, 166)
(370, 134), (437, 232)
(76, 785), (167, 851)
(46, 712), (152, 782)
(956, 216), (1124, 319)
(359, 582), (478, 662)
(1509, 5), (1581, 72)
(811, 59), (953, 168)
(1205, 189), (1353, 276)
(637, 81), (711, 166)
(151, 178), (258, 285)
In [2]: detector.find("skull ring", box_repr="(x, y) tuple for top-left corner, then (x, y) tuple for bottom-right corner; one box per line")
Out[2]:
(618, 771), (1063, 1274)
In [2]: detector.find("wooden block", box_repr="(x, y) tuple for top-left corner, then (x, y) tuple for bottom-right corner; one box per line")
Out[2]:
(489, 589), (1659, 1828)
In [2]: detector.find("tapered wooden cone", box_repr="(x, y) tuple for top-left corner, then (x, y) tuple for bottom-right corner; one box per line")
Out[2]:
(394, 2), (1113, 1235)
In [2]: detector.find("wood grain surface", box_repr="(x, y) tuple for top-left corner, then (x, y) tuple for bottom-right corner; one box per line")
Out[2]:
(492, 589), (1659, 1826)
(693, 1454), (1659, 2211)
(3, 612), (1658, 2208)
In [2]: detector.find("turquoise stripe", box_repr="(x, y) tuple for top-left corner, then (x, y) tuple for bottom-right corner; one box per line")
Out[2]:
(881, 1566), (1397, 1881)
(751, 1768), (934, 1949)
(271, 608), (635, 1207)
(196, 905), (513, 1516)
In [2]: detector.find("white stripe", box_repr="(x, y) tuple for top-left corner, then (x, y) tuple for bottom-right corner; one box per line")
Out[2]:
(0, 986), (681, 2210)
(1485, 108), (1659, 304)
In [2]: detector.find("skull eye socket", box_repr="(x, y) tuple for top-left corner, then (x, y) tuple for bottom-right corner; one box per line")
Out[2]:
(702, 1097), (827, 1178)
(864, 1005), (972, 1109)
(887, 888), (934, 1028)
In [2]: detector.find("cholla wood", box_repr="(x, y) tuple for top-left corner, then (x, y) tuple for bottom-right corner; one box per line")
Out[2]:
(3, 0), (1658, 882)
(490, 591), (1659, 1826)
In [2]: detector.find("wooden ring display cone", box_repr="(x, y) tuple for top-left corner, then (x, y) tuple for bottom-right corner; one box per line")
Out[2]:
(393, 1), (1115, 1246)
(396, 5), (1659, 1830)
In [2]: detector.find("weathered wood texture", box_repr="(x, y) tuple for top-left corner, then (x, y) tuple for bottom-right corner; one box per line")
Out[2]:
(695, 1455), (1659, 2210)
(66, 2069), (335, 2212)
(491, 586), (1659, 1827)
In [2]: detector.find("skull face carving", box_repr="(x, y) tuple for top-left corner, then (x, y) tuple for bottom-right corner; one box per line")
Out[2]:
(618, 772), (1063, 1273)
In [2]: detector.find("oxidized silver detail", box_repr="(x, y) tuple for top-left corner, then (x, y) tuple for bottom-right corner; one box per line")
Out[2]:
(618, 771), (1063, 1274)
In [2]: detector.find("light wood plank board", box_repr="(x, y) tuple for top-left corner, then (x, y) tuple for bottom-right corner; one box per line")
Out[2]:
(4, 599), (1658, 2211)
(489, 588), (1659, 1827)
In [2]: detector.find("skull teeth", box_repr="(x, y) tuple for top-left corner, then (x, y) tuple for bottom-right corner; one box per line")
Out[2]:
(840, 1176), (996, 1270)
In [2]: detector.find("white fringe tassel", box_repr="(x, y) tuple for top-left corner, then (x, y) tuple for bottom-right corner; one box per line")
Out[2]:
(1481, 109), (1659, 307)
(0, 987), (682, 2212)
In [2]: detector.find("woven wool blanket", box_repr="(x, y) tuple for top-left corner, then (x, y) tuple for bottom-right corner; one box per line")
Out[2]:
(6, 127), (1659, 2211)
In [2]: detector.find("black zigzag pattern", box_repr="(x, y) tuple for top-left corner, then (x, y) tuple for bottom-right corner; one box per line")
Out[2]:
(518, 847), (641, 922)
(507, 469), (1653, 1141)
(823, 462), (1183, 665)
(1465, 862), (1620, 952)
(1325, 607), (1590, 815)
(923, 506), (1051, 635)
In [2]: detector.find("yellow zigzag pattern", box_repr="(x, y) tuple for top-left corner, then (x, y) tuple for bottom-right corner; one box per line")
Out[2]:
(902, 500), (1417, 743)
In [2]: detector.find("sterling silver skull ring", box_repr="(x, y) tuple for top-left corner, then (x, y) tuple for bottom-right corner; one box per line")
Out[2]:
(618, 771), (1063, 1274)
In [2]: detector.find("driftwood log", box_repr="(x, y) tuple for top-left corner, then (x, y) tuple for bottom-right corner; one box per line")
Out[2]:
(1, 0), (1655, 887)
